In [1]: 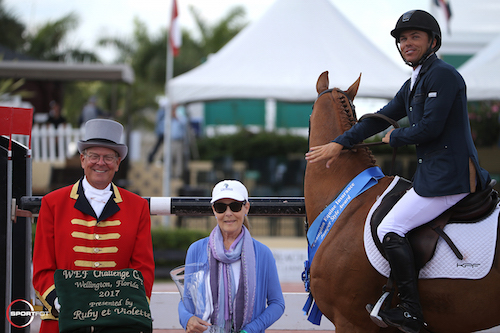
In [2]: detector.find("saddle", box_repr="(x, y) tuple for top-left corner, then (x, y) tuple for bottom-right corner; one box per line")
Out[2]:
(370, 178), (499, 270)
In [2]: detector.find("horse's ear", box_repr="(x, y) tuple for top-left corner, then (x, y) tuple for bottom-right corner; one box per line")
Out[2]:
(316, 71), (329, 94)
(346, 73), (362, 101)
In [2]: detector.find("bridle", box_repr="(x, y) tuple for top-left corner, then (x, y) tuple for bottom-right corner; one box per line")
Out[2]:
(316, 88), (357, 120)
(314, 88), (400, 174)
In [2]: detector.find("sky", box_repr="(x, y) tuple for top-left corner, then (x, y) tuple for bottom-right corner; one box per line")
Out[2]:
(4, 0), (500, 117)
(4, 0), (500, 71)
(4, 0), (437, 67)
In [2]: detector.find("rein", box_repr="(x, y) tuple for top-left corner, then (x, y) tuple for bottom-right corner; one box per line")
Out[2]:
(314, 88), (400, 175)
(354, 113), (399, 175)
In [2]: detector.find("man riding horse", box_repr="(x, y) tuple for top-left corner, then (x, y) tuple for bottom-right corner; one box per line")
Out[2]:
(306, 9), (491, 333)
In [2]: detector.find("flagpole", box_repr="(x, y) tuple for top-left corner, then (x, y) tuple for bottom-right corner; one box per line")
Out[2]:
(162, 1), (176, 227)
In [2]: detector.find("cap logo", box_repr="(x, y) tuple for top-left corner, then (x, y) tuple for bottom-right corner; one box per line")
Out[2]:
(402, 10), (416, 22)
(221, 183), (232, 191)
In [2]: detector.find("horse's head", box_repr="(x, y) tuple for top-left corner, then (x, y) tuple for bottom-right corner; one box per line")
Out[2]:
(309, 71), (362, 148)
(305, 71), (376, 221)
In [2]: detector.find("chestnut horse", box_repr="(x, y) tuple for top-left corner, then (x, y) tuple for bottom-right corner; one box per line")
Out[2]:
(304, 71), (500, 332)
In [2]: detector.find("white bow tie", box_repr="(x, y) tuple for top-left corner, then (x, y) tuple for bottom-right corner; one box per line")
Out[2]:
(85, 187), (111, 204)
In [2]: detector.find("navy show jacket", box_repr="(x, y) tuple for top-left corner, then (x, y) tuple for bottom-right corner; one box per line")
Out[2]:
(334, 54), (490, 197)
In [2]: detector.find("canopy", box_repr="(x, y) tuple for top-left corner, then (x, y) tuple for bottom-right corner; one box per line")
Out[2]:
(168, 0), (408, 104)
(460, 34), (500, 101)
(0, 61), (134, 84)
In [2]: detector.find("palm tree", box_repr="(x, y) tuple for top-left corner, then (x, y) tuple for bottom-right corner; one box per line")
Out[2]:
(95, 5), (248, 127)
(24, 12), (99, 62)
(99, 5), (248, 81)
(0, 0), (25, 52)
(188, 5), (247, 57)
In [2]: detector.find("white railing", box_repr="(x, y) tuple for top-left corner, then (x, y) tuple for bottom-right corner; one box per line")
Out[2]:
(12, 124), (83, 162)
(11, 124), (135, 162)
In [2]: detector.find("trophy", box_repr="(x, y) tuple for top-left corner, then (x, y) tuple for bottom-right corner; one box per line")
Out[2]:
(171, 263), (224, 332)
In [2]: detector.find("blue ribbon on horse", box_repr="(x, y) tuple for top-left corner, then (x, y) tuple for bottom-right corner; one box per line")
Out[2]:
(302, 166), (384, 325)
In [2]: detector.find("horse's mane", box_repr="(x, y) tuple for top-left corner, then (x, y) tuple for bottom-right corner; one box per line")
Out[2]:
(336, 89), (377, 167)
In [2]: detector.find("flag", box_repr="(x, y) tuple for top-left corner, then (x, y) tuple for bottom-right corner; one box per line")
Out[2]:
(169, 0), (182, 56)
(434, 0), (452, 21)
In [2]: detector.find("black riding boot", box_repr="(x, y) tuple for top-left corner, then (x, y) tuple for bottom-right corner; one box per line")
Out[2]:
(379, 232), (424, 333)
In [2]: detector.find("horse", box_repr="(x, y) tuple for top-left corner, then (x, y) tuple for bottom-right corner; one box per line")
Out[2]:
(304, 71), (500, 332)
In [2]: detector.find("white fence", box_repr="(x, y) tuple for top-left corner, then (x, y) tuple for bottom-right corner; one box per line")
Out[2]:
(12, 124), (83, 162)
(12, 124), (133, 162)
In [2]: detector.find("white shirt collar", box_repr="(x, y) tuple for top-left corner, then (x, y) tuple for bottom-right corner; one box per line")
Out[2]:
(82, 177), (112, 217)
(410, 65), (422, 91)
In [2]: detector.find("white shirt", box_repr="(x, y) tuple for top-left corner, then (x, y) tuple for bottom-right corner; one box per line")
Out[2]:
(82, 177), (112, 218)
(410, 64), (422, 91)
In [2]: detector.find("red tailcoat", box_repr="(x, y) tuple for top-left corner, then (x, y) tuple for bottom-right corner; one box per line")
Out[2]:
(32, 179), (155, 332)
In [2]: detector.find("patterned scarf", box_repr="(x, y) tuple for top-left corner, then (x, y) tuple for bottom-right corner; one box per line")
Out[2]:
(208, 225), (256, 333)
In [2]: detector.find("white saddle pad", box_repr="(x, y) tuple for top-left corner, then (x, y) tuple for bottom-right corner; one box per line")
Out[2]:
(364, 176), (500, 280)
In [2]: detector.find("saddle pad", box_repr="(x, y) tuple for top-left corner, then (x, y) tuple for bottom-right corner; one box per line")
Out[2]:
(364, 176), (500, 280)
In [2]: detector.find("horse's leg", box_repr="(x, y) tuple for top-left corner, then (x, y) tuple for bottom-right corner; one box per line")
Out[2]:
(312, 200), (398, 333)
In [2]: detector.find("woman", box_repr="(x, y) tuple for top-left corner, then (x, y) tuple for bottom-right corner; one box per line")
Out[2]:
(178, 180), (285, 333)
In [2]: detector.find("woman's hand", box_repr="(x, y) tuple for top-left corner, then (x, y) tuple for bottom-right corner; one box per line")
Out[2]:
(305, 142), (344, 168)
(186, 316), (211, 333)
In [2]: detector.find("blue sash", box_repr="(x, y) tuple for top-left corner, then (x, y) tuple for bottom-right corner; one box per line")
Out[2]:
(302, 166), (384, 325)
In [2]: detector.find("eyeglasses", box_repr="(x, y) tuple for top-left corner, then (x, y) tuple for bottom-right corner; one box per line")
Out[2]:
(84, 153), (118, 164)
(213, 201), (246, 214)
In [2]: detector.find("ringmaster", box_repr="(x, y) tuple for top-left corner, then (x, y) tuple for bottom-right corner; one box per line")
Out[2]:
(33, 119), (155, 333)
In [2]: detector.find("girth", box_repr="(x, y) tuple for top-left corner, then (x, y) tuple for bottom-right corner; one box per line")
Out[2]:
(370, 178), (499, 270)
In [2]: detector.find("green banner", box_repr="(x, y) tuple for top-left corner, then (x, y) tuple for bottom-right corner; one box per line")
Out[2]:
(54, 269), (152, 333)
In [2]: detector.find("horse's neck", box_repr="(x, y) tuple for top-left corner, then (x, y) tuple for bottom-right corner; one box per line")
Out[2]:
(333, 149), (375, 187)
(305, 147), (375, 218)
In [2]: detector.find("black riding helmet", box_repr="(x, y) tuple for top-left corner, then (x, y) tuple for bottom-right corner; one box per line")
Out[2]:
(391, 10), (442, 67)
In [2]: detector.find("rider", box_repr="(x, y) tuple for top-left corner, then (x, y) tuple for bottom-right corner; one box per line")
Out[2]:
(305, 9), (491, 333)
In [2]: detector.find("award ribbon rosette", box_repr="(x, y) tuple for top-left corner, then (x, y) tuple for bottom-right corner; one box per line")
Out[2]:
(54, 268), (152, 333)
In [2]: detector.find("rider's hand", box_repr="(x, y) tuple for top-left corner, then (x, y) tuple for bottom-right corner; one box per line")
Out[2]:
(382, 129), (394, 144)
(305, 142), (344, 168)
(186, 316), (211, 333)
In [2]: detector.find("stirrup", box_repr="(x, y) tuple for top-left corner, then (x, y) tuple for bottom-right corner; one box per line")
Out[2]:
(366, 291), (390, 328)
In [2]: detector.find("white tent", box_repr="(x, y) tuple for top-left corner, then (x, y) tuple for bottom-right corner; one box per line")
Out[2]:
(459, 34), (500, 101)
(168, 0), (408, 104)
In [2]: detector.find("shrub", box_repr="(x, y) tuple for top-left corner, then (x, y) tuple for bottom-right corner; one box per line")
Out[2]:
(197, 130), (309, 161)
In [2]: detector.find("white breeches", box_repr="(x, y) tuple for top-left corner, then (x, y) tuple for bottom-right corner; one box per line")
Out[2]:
(377, 188), (468, 242)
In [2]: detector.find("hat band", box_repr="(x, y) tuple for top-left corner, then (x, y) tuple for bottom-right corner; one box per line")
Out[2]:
(84, 138), (121, 145)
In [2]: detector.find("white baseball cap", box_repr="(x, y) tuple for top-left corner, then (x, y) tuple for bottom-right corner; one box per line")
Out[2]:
(211, 180), (249, 203)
